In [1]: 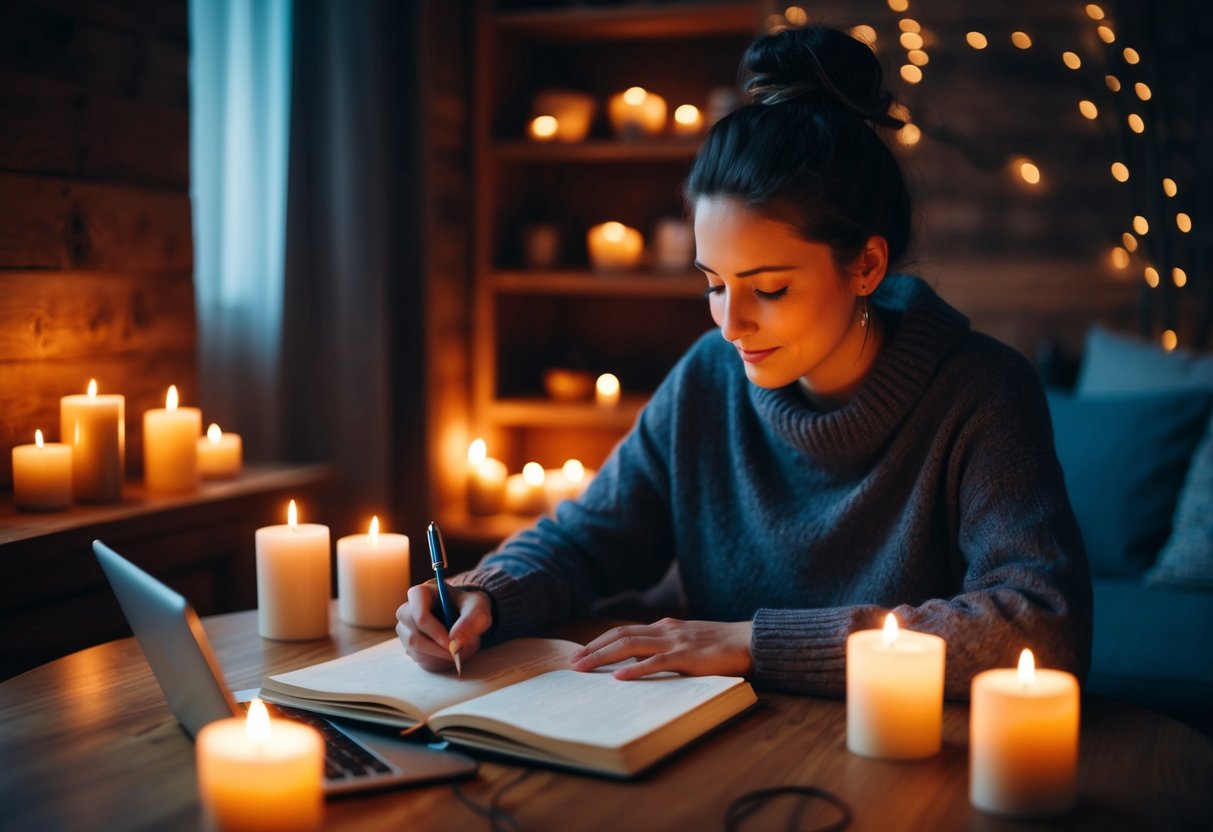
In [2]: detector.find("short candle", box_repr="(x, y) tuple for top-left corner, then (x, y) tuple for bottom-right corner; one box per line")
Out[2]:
(970, 649), (1080, 817)
(143, 385), (201, 492)
(608, 86), (667, 138)
(60, 378), (124, 503)
(198, 423), (243, 479)
(466, 438), (507, 516)
(673, 103), (704, 136)
(505, 462), (548, 515)
(255, 500), (332, 640)
(544, 458), (592, 512)
(587, 221), (643, 271)
(12, 430), (72, 511)
(846, 613), (946, 759)
(337, 516), (410, 628)
(595, 373), (621, 408)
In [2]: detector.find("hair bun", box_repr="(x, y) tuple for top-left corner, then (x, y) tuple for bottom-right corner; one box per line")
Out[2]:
(743, 26), (904, 129)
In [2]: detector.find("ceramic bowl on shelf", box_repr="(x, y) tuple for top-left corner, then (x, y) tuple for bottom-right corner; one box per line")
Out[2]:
(543, 368), (596, 402)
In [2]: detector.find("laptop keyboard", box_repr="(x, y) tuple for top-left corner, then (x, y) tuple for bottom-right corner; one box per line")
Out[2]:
(253, 701), (394, 780)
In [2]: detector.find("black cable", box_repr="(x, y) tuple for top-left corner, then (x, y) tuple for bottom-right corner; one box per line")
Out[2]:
(452, 768), (533, 832)
(725, 785), (852, 832)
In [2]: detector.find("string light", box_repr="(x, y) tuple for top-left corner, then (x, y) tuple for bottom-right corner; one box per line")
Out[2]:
(1111, 162), (1129, 182)
(900, 65), (923, 84)
(1097, 25), (1115, 43)
(897, 123), (922, 146)
(1111, 247), (1130, 269)
(966, 32), (988, 49)
(784, 6), (808, 26)
(1086, 4), (1105, 19)
(1012, 31), (1032, 49)
(1134, 82), (1152, 100)
(1161, 330), (1178, 352)
(1018, 159), (1041, 185)
(889, 103), (911, 123)
(851, 25), (877, 45)
(908, 49), (929, 66)
(888, 0), (909, 11)
(1078, 100), (1098, 119)
(1106, 75), (1121, 92)
(1173, 267), (1188, 287)
(1062, 52), (1082, 70)
(1144, 266), (1159, 287)
(1177, 213), (1193, 233)
(899, 19), (921, 33)
(900, 32), (924, 50)
(1123, 47), (1140, 64)
(1122, 232), (1138, 252)
(1128, 113), (1145, 133)
(1133, 215), (1150, 235)
(1162, 178), (1178, 197)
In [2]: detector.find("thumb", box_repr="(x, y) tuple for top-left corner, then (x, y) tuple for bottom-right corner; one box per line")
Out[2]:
(449, 590), (491, 651)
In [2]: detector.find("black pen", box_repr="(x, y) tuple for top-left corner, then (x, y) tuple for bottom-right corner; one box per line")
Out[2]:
(426, 521), (462, 675)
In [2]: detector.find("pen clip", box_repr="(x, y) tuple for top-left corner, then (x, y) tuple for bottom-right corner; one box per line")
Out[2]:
(427, 521), (448, 571)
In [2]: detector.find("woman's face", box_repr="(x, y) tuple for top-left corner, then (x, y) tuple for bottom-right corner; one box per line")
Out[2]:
(693, 196), (874, 398)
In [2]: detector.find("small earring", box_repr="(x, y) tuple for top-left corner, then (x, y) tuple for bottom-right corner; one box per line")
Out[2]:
(860, 296), (870, 328)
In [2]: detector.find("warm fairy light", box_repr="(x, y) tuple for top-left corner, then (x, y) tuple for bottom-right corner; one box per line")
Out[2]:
(1062, 51), (1081, 70)
(1133, 215), (1149, 235)
(898, 123), (922, 146)
(35, 429), (45, 449)
(1128, 113), (1145, 133)
(1173, 267), (1188, 288)
(966, 32), (988, 50)
(899, 19), (921, 33)
(207, 423), (222, 443)
(1018, 649), (1035, 685)
(674, 104), (700, 126)
(900, 65), (923, 84)
(1123, 47), (1140, 64)
(1110, 247), (1130, 269)
(87, 379), (98, 398)
(468, 438), (487, 465)
(288, 499), (298, 529)
(1177, 213), (1193, 233)
(166, 385), (179, 411)
(1122, 232), (1138, 252)
(1097, 25), (1115, 44)
(908, 49), (929, 66)
(1162, 330), (1179, 353)
(623, 86), (646, 106)
(529, 115), (558, 140)
(888, 0), (909, 12)
(1144, 266), (1159, 288)
(1135, 82), (1152, 101)
(247, 699), (271, 746)
(1018, 160), (1041, 185)
(899, 32), (924, 50)
(784, 5), (807, 26)
(1078, 100), (1098, 119)
(1111, 162), (1130, 182)
(882, 613), (899, 646)
(522, 461), (545, 486)
(851, 24), (877, 45)
(1011, 31), (1032, 49)
(1163, 178), (1178, 197)
(368, 515), (379, 543)
(890, 103), (911, 123)
(1086, 4), (1105, 20)
(1106, 75), (1122, 92)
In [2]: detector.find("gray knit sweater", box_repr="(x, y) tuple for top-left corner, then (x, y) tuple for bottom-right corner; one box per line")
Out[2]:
(454, 275), (1092, 699)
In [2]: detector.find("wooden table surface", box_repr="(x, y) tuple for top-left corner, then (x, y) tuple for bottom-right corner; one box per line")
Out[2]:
(1, 604), (1211, 831)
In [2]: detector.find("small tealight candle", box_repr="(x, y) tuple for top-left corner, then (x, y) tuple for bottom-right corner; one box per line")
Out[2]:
(196, 698), (323, 832)
(198, 423), (243, 479)
(545, 458), (593, 512)
(673, 103), (704, 136)
(12, 430), (72, 511)
(337, 516), (410, 628)
(970, 649), (1080, 817)
(596, 373), (621, 408)
(505, 462), (547, 515)
(60, 378), (124, 503)
(143, 385), (201, 492)
(608, 86), (667, 138)
(587, 221), (643, 271)
(529, 115), (559, 141)
(846, 613), (946, 759)
(466, 438), (507, 516)
(256, 500), (332, 640)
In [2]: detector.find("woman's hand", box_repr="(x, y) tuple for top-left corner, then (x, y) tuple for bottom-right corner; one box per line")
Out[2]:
(570, 618), (754, 680)
(395, 583), (493, 672)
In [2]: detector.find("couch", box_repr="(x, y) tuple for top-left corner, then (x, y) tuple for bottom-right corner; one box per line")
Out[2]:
(1048, 325), (1213, 735)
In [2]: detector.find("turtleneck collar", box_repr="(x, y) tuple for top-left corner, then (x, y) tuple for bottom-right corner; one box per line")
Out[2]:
(748, 275), (970, 465)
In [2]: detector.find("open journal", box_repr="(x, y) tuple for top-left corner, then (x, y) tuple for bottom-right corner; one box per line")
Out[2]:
(259, 637), (758, 778)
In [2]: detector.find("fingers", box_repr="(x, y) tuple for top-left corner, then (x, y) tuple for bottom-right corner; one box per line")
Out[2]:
(448, 589), (492, 659)
(396, 584), (457, 669)
(571, 624), (672, 672)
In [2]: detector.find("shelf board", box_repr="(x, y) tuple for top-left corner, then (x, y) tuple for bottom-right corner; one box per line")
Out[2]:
(487, 395), (647, 429)
(492, 139), (699, 163)
(493, 2), (762, 41)
(492, 270), (705, 298)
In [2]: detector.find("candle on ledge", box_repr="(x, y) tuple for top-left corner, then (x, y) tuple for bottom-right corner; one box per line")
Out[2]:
(60, 378), (124, 503)
(196, 698), (323, 832)
(466, 438), (507, 516)
(12, 430), (72, 511)
(256, 500), (331, 640)
(337, 516), (410, 628)
(673, 103), (704, 137)
(587, 221), (643, 271)
(608, 86), (667, 138)
(505, 462), (547, 515)
(545, 458), (593, 512)
(846, 613), (946, 759)
(528, 114), (559, 141)
(143, 385), (201, 492)
(596, 373), (621, 408)
(198, 423), (243, 479)
(970, 648), (1080, 817)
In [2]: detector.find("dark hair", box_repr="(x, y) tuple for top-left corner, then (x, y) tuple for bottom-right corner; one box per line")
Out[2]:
(686, 25), (913, 270)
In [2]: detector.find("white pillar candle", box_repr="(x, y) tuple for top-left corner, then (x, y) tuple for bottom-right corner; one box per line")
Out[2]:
(504, 462), (547, 515)
(970, 649), (1080, 817)
(256, 500), (331, 640)
(544, 459), (593, 512)
(143, 385), (201, 492)
(466, 438), (507, 516)
(60, 378), (124, 503)
(608, 86), (667, 138)
(198, 423), (243, 479)
(196, 698), (323, 832)
(595, 373), (621, 407)
(587, 221), (643, 271)
(337, 516), (410, 628)
(846, 613), (946, 759)
(12, 430), (72, 511)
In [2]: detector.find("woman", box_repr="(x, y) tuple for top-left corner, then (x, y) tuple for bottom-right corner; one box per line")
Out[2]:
(397, 25), (1091, 698)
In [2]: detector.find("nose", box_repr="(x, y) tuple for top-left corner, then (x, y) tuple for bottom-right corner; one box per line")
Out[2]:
(717, 288), (757, 342)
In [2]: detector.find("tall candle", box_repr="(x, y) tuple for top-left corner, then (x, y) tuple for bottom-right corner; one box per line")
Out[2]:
(466, 438), (507, 516)
(595, 373), (621, 407)
(608, 86), (667, 138)
(196, 698), (323, 832)
(970, 649), (1080, 817)
(587, 221), (643, 271)
(256, 500), (332, 640)
(143, 385), (201, 492)
(846, 613), (946, 759)
(60, 378), (124, 503)
(198, 423), (243, 479)
(337, 516), (410, 628)
(12, 430), (72, 511)
(504, 462), (547, 515)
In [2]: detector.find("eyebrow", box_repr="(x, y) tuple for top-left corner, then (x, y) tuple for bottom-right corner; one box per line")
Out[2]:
(693, 261), (798, 278)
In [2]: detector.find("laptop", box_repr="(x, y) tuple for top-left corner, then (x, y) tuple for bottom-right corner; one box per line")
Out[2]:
(92, 539), (477, 795)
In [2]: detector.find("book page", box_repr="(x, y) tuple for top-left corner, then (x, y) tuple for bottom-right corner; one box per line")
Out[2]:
(262, 638), (582, 721)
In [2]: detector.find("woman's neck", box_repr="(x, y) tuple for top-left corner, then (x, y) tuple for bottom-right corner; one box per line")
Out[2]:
(797, 312), (885, 411)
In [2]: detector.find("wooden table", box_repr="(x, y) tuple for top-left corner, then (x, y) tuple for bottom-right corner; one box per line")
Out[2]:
(2, 605), (1211, 832)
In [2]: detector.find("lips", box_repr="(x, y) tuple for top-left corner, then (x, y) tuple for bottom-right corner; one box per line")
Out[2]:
(736, 346), (779, 364)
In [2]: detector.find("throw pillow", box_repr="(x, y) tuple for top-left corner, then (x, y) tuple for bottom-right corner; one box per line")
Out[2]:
(1147, 420), (1213, 590)
(1047, 389), (1213, 578)
(1076, 324), (1213, 395)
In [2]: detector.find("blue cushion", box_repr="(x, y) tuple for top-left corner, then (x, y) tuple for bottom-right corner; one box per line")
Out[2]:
(1147, 417), (1213, 590)
(1076, 324), (1213, 395)
(1048, 390), (1213, 577)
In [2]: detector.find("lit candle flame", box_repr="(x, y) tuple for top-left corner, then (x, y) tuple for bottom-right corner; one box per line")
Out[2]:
(468, 438), (487, 465)
(523, 462), (545, 486)
(674, 104), (700, 126)
(369, 515), (379, 544)
(35, 429), (44, 449)
(596, 373), (620, 398)
(87, 379), (98, 398)
(207, 423), (222, 444)
(166, 385), (179, 411)
(1018, 648), (1036, 685)
(882, 613), (898, 646)
(246, 698), (271, 745)
(530, 115), (558, 139)
(602, 222), (626, 243)
(288, 499), (298, 530)
(563, 458), (585, 484)
(623, 86), (646, 106)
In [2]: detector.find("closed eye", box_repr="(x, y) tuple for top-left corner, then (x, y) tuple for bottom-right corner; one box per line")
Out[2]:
(702, 285), (789, 301)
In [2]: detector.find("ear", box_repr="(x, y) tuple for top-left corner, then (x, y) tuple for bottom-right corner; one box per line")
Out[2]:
(850, 235), (889, 296)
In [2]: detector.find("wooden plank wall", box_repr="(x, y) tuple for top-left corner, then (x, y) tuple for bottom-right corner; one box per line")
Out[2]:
(0, 0), (195, 489)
